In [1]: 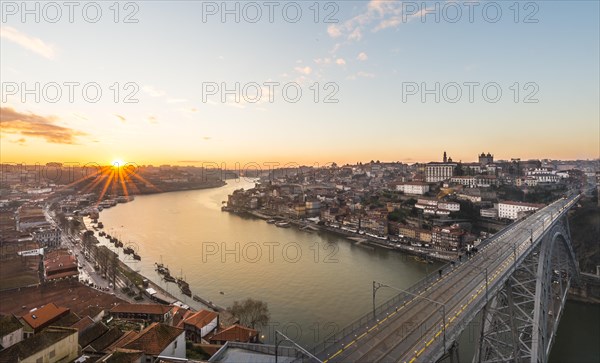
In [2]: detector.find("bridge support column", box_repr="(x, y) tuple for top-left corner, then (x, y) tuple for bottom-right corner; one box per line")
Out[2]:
(475, 216), (579, 363)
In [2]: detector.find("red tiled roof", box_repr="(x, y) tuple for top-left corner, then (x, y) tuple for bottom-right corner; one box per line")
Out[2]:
(123, 323), (183, 356)
(183, 310), (218, 329)
(209, 324), (257, 343)
(20, 303), (69, 330)
(71, 316), (95, 333)
(110, 303), (172, 315)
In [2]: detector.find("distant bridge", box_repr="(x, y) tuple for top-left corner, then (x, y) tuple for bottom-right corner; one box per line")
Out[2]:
(308, 194), (580, 363)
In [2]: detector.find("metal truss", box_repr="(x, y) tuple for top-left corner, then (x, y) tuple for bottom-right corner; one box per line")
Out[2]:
(474, 216), (579, 363)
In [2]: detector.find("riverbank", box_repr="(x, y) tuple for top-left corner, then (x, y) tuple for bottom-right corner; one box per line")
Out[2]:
(81, 217), (230, 316)
(231, 209), (457, 263)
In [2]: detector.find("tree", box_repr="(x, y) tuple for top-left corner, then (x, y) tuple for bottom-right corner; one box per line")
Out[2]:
(227, 298), (270, 330)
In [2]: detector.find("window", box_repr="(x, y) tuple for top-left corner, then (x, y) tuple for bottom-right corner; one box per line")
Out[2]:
(49, 350), (56, 358)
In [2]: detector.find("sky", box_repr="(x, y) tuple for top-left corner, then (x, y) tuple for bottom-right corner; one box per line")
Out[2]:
(1, 0), (599, 166)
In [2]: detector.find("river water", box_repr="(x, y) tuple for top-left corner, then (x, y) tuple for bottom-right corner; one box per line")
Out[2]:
(99, 180), (599, 359)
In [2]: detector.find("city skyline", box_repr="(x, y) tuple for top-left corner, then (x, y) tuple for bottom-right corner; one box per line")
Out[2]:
(1, 0), (599, 165)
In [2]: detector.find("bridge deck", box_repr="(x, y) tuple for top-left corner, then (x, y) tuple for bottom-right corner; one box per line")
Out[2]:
(316, 196), (578, 363)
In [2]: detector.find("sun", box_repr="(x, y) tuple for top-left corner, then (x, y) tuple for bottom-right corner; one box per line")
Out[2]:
(111, 158), (125, 167)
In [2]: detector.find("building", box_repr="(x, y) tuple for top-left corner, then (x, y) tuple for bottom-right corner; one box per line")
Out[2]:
(123, 323), (185, 361)
(182, 310), (218, 342)
(480, 208), (498, 219)
(0, 326), (78, 363)
(396, 182), (430, 195)
(32, 227), (61, 248)
(479, 152), (494, 165)
(16, 207), (49, 231)
(425, 163), (456, 183)
(44, 249), (78, 281)
(109, 304), (174, 325)
(498, 201), (544, 220)
(432, 224), (466, 251)
(19, 303), (70, 337)
(209, 324), (258, 345)
(0, 315), (23, 349)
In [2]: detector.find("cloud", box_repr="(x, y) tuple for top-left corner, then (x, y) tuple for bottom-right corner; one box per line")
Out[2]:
(336, 58), (347, 66)
(357, 52), (369, 61)
(10, 138), (26, 145)
(294, 66), (312, 75)
(115, 114), (126, 123)
(0, 26), (56, 59)
(202, 136), (211, 141)
(0, 107), (86, 144)
(142, 85), (166, 97)
(327, 25), (342, 38)
(167, 98), (188, 104)
(347, 71), (376, 80)
(325, 0), (407, 43)
(314, 58), (332, 65)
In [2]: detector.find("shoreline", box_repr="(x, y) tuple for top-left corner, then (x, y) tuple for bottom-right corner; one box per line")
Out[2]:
(81, 217), (228, 314)
(232, 209), (457, 263)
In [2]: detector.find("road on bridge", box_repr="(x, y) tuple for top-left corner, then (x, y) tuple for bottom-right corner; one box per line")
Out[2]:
(318, 196), (577, 363)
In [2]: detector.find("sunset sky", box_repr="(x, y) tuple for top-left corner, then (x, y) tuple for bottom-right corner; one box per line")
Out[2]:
(1, 0), (599, 166)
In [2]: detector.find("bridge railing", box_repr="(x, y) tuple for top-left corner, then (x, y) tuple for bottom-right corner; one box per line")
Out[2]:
(312, 197), (577, 358)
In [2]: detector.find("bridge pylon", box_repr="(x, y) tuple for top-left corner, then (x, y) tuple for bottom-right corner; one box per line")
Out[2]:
(474, 215), (579, 363)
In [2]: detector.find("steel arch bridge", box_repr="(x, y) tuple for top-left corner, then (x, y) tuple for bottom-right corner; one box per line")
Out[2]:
(307, 194), (580, 363)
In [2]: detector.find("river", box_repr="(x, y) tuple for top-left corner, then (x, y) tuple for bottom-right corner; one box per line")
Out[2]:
(98, 180), (599, 360)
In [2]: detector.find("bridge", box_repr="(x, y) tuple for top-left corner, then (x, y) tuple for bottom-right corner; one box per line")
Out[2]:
(308, 194), (580, 363)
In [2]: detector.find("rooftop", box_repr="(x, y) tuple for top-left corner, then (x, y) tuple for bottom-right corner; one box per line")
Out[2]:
(0, 326), (77, 363)
(0, 314), (22, 336)
(210, 324), (258, 343)
(183, 309), (218, 329)
(20, 303), (69, 330)
(123, 322), (184, 356)
(110, 303), (173, 316)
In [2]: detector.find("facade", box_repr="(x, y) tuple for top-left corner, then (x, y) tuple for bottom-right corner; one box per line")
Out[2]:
(432, 224), (466, 251)
(425, 163), (456, 183)
(123, 323), (186, 361)
(182, 310), (218, 342)
(396, 182), (430, 195)
(32, 227), (61, 248)
(479, 152), (494, 165)
(480, 208), (499, 219)
(109, 304), (174, 325)
(0, 326), (78, 363)
(0, 315), (23, 349)
(498, 201), (543, 220)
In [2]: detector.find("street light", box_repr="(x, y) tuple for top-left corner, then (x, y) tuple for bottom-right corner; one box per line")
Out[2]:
(274, 330), (322, 363)
(372, 281), (447, 352)
(470, 265), (489, 303)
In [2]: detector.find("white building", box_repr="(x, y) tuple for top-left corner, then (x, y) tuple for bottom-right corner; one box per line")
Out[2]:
(396, 182), (430, 195)
(498, 201), (543, 220)
(480, 208), (498, 218)
(425, 163), (456, 183)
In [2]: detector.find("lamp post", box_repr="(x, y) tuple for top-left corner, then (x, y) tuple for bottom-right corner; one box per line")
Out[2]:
(470, 265), (489, 303)
(372, 281), (447, 352)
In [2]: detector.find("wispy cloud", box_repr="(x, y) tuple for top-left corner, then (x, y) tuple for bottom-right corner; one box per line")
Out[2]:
(0, 107), (86, 144)
(357, 52), (369, 61)
(294, 66), (313, 75)
(142, 85), (166, 97)
(0, 26), (56, 59)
